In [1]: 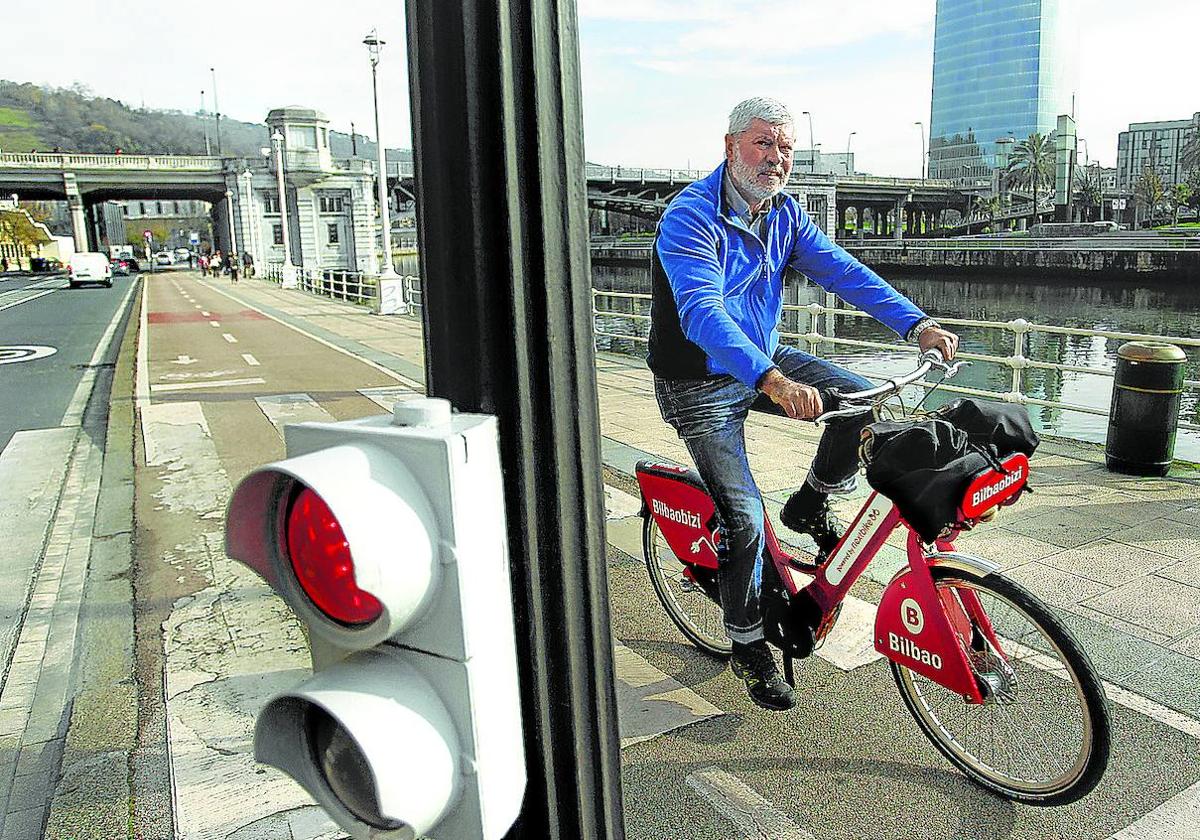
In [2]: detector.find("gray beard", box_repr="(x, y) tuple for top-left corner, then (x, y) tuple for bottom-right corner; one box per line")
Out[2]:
(730, 150), (784, 203)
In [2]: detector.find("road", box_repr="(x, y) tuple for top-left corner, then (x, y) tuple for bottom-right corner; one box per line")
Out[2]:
(0, 270), (138, 449)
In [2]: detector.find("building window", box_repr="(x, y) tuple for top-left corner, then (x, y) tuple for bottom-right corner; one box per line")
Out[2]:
(273, 224), (284, 245)
(327, 223), (339, 244)
(263, 192), (280, 214)
(319, 195), (344, 213)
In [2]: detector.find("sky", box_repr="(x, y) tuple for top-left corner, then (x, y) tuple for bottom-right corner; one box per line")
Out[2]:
(1, 0), (1196, 177)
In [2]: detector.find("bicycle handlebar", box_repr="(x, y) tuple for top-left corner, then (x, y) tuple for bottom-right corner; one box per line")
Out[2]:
(812, 349), (967, 424)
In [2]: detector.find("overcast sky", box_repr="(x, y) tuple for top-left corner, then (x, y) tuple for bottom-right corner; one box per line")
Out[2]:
(1, 0), (1195, 176)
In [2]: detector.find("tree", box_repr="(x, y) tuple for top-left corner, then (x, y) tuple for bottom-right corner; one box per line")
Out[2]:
(0, 207), (53, 268)
(1134, 167), (1167, 227)
(1169, 183), (1192, 225)
(1186, 170), (1200, 219)
(1005, 132), (1055, 224)
(1073, 169), (1102, 222)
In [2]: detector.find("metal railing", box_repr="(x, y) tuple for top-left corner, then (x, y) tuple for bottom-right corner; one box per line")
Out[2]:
(263, 263), (424, 310)
(0, 152), (224, 171)
(590, 290), (1200, 434)
(846, 236), (1200, 251)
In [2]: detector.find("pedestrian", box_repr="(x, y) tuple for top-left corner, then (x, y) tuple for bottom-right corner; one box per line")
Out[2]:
(228, 251), (241, 283)
(241, 250), (254, 278)
(188, 252), (194, 269)
(210, 251), (222, 277)
(198, 254), (208, 276)
(1, 255), (8, 273)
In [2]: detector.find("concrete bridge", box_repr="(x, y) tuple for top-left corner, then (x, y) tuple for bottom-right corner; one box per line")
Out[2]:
(0, 151), (977, 255)
(0, 152), (233, 251)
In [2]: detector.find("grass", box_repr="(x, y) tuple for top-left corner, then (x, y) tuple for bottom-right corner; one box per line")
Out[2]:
(0, 106), (44, 153)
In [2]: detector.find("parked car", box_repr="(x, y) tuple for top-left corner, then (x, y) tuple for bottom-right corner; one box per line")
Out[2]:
(154, 251), (175, 266)
(110, 259), (130, 276)
(68, 252), (113, 288)
(29, 257), (64, 273)
(174, 248), (191, 261)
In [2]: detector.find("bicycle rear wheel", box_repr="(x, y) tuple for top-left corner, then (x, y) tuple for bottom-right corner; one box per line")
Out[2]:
(642, 515), (731, 657)
(891, 565), (1110, 806)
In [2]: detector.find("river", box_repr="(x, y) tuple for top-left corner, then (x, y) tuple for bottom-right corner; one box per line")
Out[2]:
(590, 261), (1200, 462)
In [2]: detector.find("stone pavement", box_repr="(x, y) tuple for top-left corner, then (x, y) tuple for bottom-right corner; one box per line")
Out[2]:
(194, 272), (1200, 720)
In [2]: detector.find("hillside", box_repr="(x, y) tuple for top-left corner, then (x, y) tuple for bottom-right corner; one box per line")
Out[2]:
(0, 80), (411, 163)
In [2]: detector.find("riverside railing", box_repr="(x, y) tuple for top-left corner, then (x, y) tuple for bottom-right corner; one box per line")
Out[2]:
(590, 289), (1200, 435)
(847, 236), (1200, 251)
(264, 263), (422, 310)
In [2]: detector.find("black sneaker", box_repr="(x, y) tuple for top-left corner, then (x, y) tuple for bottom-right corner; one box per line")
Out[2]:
(730, 641), (796, 711)
(780, 495), (845, 565)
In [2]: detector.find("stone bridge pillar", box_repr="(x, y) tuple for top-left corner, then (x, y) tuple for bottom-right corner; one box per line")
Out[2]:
(63, 172), (87, 252)
(893, 199), (904, 241)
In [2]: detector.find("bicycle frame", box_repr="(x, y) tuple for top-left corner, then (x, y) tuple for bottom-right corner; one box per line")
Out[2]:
(636, 451), (1031, 706)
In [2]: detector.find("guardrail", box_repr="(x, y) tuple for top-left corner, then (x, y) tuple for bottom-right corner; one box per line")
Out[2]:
(0, 152), (225, 171)
(264, 263), (424, 310)
(590, 290), (1200, 434)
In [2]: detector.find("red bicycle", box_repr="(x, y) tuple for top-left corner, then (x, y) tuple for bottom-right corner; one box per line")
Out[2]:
(636, 352), (1111, 805)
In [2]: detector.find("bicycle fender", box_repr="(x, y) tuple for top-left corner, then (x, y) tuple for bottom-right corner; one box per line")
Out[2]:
(924, 551), (1000, 577)
(635, 459), (720, 569)
(875, 564), (985, 702)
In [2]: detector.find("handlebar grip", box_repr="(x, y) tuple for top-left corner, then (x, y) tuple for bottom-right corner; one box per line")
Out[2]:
(919, 347), (947, 366)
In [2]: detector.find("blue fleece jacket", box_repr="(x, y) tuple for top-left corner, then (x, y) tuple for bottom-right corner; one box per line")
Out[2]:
(653, 163), (926, 388)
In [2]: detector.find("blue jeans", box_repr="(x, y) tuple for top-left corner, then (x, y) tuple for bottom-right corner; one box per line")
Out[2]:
(653, 346), (872, 644)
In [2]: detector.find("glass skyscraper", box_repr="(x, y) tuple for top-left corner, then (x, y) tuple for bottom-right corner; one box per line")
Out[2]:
(929, 0), (1079, 184)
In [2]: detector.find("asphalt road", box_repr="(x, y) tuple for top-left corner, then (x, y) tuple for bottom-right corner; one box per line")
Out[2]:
(0, 270), (138, 450)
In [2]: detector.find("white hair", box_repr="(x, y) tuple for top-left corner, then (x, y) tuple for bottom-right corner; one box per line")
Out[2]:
(727, 97), (794, 135)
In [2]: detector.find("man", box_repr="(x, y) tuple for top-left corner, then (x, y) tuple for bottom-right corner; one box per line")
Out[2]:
(648, 97), (957, 711)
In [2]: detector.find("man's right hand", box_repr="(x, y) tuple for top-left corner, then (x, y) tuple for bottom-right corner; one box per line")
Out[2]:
(759, 368), (823, 420)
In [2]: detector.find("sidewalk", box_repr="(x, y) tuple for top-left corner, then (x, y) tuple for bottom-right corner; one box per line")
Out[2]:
(195, 272), (1200, 720)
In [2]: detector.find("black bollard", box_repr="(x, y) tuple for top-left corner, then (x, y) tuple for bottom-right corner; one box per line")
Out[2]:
(1105, 341), (1187, 477)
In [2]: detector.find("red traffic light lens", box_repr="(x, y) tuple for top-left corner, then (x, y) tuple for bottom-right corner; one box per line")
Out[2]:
(286, 486), (383, 625)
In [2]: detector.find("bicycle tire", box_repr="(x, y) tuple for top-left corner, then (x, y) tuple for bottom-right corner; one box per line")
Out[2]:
(890, 565), (1110, 805)
(642, 515), (731, 657)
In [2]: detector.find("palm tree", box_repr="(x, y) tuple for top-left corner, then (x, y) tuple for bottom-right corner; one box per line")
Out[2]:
(1134, 167), (1167, 227)
(1073, 169), (1102, 222)
(1169, 183), (1192, 225)
(1005, 132), (1056, 224)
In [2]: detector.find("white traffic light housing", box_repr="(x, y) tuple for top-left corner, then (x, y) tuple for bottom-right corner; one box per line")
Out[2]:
(226, 398), (525, 840)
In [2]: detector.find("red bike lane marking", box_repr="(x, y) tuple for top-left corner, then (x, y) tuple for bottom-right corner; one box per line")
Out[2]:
(148, 310), (269, 324)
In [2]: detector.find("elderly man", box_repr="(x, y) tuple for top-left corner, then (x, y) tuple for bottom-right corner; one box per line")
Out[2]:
(648, 97), (958, 711)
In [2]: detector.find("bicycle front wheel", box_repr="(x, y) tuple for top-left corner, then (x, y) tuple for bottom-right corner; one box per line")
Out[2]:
(891, 565), (1110, 806)
(643, 515), (731, 657)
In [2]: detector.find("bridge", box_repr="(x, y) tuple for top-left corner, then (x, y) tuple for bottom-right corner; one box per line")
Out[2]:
(0, 151), (977, 256)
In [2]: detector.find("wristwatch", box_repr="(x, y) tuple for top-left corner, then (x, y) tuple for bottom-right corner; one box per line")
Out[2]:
(906, 317), (940, 343)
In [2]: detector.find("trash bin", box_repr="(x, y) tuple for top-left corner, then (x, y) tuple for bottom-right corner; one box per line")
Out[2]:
(1105, 341), (1187, 476)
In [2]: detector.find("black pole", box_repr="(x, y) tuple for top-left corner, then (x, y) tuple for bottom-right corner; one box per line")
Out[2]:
(350, 121), (357, 156)
(405, 3), (625, 839)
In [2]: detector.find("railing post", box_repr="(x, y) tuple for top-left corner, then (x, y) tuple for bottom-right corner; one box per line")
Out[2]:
(1008, 318), (1030, 402)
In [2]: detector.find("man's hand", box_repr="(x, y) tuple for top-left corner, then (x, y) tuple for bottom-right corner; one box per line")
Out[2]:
(759, 368), (823, 420)
(918, 326), (959, 362)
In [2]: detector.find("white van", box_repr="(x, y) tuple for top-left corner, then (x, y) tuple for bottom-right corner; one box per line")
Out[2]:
(68, 252), (113, 289)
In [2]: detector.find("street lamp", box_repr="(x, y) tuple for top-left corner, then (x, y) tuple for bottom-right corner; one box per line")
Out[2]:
(914, 121), (927, 182)
(225, 189), (238, 259)
(210, 67), (222, 156)
(200, 89), (211, 156)
(363, 27), (405, 315)
(846, 131), (856, 175)
(271, 130), (298, 288)
(801, 110), (816, 171)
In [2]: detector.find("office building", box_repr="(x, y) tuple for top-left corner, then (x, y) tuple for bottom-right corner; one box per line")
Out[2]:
(1116, 113), (1200, 192)
(929, 0), (1079, 185)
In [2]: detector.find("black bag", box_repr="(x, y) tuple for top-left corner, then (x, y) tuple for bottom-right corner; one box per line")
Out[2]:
(862, 400), (1038, 543)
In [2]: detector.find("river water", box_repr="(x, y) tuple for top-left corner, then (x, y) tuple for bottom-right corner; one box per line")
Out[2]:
(591, 261), (1200, 462)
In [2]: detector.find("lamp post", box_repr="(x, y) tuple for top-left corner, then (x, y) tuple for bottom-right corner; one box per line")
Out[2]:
(846, 131), (856, 175)
(224, 189), (237, 259)
(801, 110), (815, 172)
(200, 90), (210, 156)
(914, 121), (927, 182)
(363, 28), (405, 315)
(210, 67), (222, 156)
(271, 130), (298, 287)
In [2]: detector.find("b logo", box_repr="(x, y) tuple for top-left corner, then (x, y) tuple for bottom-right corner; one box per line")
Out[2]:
(901, 598), (924, 635)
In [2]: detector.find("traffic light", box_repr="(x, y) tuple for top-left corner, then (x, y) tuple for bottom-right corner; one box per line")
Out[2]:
(225, 397), (525, 840)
